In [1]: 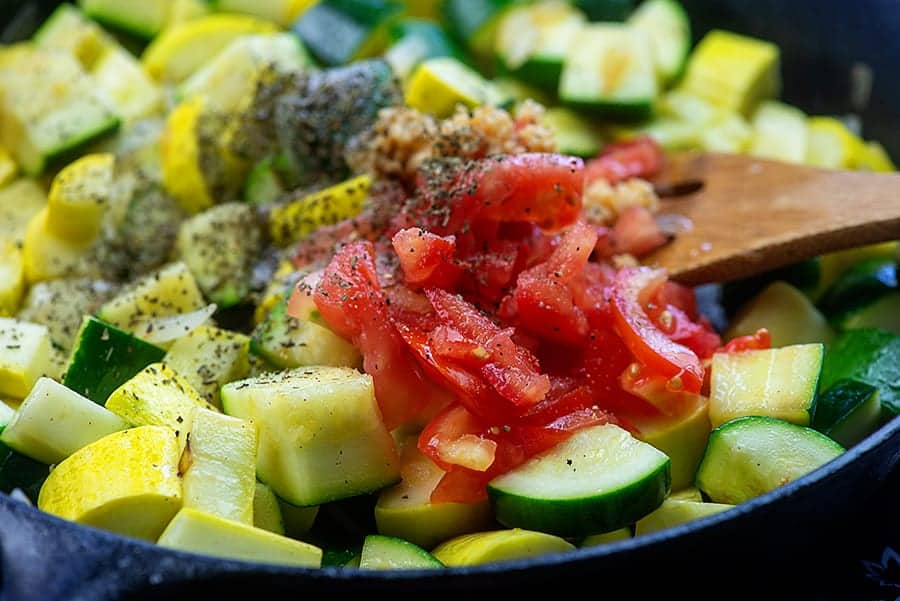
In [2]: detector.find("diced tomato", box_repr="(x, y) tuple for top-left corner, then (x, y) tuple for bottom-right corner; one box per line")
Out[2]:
(584, 136), (664, 185)
(311, 241), (448, 429)
(721, 328), (772, 353)
(610, 267), (705, 393)
(404, 153), (584, 236)
(392, 228), (462, 289)
(513, 221), (597, 346)
(609, 206), (669, 258)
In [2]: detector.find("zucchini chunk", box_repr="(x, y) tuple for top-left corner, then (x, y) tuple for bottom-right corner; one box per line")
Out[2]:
(541, 107), (601, 158)
(159, 507), (323, 567)
(164, 325), (250, 407)
(749, 101), (808, 163)
(63, 316), (166, 404)
(812, 380), (882, 447)
(442, 0), (514, 59)
(0, 377), (127, 464)
(253, 481), (286, 535)
(818, 258), (899, 334)
(292, 0), (403, 66)
(627, 0), (691, 85)
(221, 367), (400, 506)
(725, 281), (833, 347)
(0, 243), (25, 317)
(385, 18), (462, 81)
(359, 535), (443, 570)
(0, 179), (47, 246)
(488, 424), (670, 537)
(0, 319), (55, 399)
(79, 0), (173, 39)
(634, 498), (733, 536)
(559, 24), (658, 120)
(696, 416), (843, 504)
(708, 343), (824, 428)
(631, 398), (711, 491)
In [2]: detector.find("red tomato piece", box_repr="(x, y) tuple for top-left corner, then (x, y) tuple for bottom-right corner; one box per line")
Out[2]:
(407, 153), (584, 235)
(584, 136), (664, 185)
(513, 221), (598, 346)
(609, 206), (670, 258)
(610, 267), (705, 394)
(391, 227), (462, 289)
(311, 241), (447, 429)
(722, 328), (772, 353)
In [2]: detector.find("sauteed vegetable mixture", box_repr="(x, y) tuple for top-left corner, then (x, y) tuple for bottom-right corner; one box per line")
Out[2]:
(0, 0), (897, 569)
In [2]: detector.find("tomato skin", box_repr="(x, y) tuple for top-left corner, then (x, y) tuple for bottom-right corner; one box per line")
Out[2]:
(584, 136), (664, 185)
(312, 241), (447, 429)
(722, 328), (772, 353)
(407, 153), (585, 236)
(610, 267), (705, 394)
(392, 228), (462, 289)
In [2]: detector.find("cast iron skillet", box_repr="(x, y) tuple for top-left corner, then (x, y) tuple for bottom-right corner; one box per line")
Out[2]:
(1, 1), (899, 599)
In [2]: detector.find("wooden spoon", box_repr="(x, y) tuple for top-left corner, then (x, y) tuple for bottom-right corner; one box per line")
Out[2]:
(646, 152), (900, 285)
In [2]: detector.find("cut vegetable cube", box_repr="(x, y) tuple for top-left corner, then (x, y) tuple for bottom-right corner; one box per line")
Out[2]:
(749, 101), (808, 163)
(375, 435), (492, 549)
(0, 48), (119, 176)
(35, 4), (114, 69)
(0, 378), (128, 464)
(708, 343), (824, 427)
(182, 408), (257, 525)
(359, 535), (443, 570)
(385, 18), (462, 81)
(79, 0), (173, 39)
(726, 281), (833, 347)
(819, 328), (900, 416)
(635, 499), (733, 536)
(855, 141), (896, 172)
(63, 316), (166, 404)
(38, 426), (183, 540)
(22, 208), (99, 283)
(0, 319), (54, 399)
(628, 0), (691, 85)
(818, 258), (899, 334)
(269, 175), (370, 246)
(0, 179), (46, 247)
(495, 1), (585, 90)
(92, 49), (164, 123)
(0, 243), (24, 316)
(405, 57), (508, 118)
(292, 0), (403, 66)
(105, 362), (217, 446)
(164, 325), (250, 407)
(681, 29), (780, 115)
(542, 107), (601, 158)
(488, 424), (670, 536)
(432, 529), (574, 566)
(97, 262), (206, 334)
(631, 398), (711, 491)
(253, 481), (286, 535)
(696, 416), (843, 504)
(142, 14), (279, 82)
(46, 153), (114, 242)
(443, 0), (514, 59)
(559, 24), (658, 120)
(805, 116), (865, 169)
(159, 507), (322, 567)
(213, 0), (310, 27)
(221, 367), (400, 506)
(813, 379), (882, 447)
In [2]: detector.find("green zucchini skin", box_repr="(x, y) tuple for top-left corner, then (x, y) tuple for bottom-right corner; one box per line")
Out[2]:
(292, 0), (403, 66)
(62, 316), (166, 404)
(820, 328), (900, 416)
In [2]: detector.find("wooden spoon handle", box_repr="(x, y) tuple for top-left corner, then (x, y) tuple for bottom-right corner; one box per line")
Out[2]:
(647, 152), (900, 285)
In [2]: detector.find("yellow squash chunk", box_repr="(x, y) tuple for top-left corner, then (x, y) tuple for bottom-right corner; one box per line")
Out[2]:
(159, 508), (322, 567)
(727, 281), (833, 347)
(700, 113), (753, 153)
(635, 499), (733, 536)
(167, 0), (210, 25)
(855, 140), (896, 172)
(38, 426), (183, 541)
(269, 175), (371, 246)
(375, 436), (492, 550)
(0, 243), (24, 316)
(405, 57), (502, 118)
(805, 117), (865, 169)
(105, 363), (217, 448)
(581, 528), (632, 547)
(46, 153), (114, 242)
(816, 242), (898, 299)
(160, 98), (213, 214)
(142, 14), (278, 83)
(279, 500), (319, 538)
(631, 398), (711, 491)
(97, 262), (206, 333)
(0, 179), (47, 247)
(22, 208), (99, 283)
(182, 408), (257, 525)
(0, 318), (54, 399)
(750, 101), (808, 164)
(681, 30), (780, 115)
(432, 529), (575, 566)
(0, 146), (18, 187)
(670, 487), (703, 502)
(164, 325), (250, 407)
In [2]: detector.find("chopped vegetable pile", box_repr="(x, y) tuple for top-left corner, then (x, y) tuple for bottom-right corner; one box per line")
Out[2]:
(0, 0), (897, 571)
